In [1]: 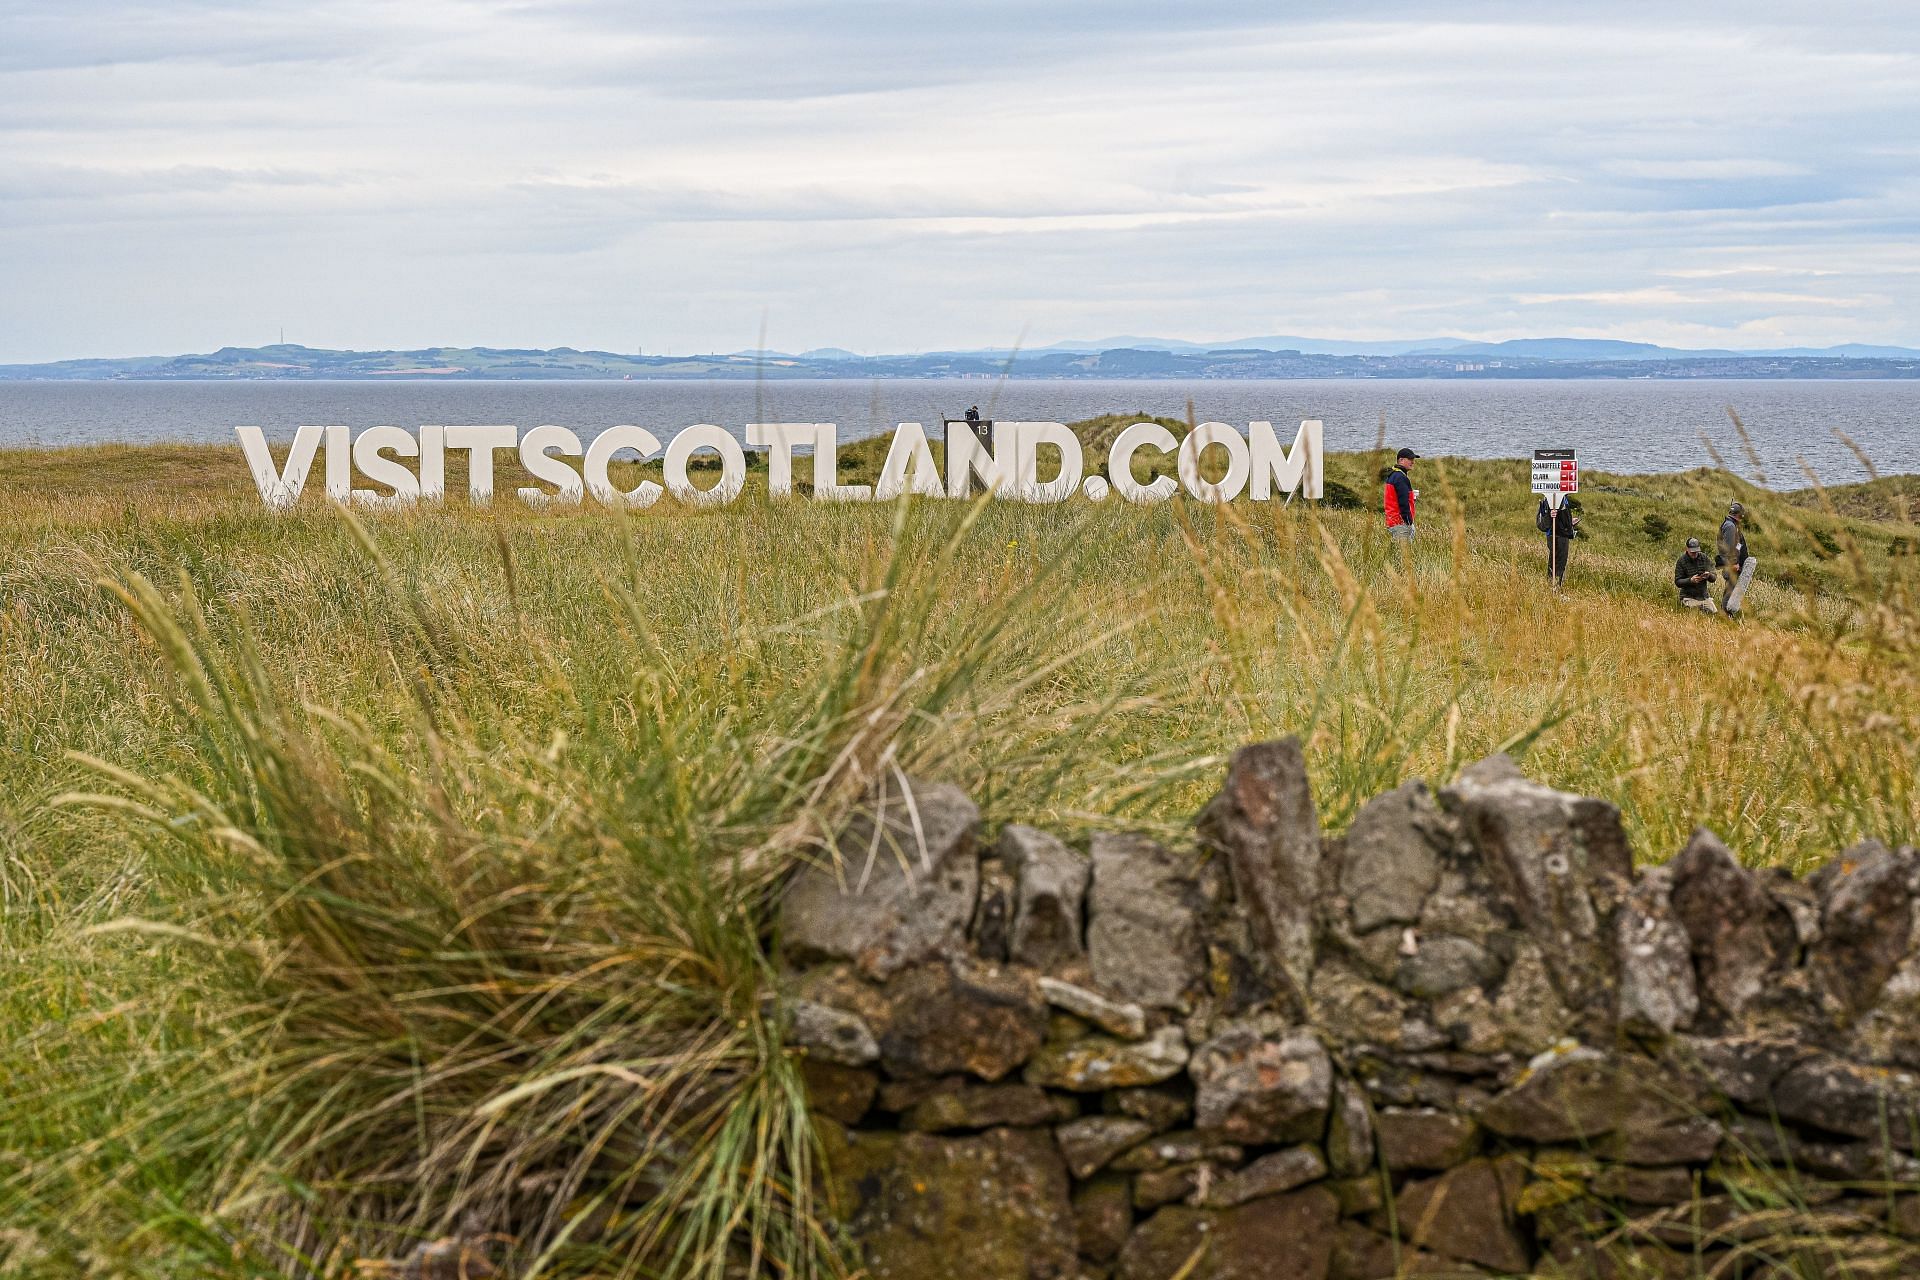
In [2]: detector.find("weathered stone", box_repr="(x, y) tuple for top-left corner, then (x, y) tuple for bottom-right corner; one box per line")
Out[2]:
(1075, 1174), (1134, 1263)
(1478, 1044), (1624, 1143)
(1389, 1158), (1529, 1274)
(1133, 1163), (1215, 1210)
(1039, 976), (1147, 1040)
(829, 1126), (1078, 1280)
(878, 962), (1047, 1081)
(1590, 1165), (1696, 1204)
(1190, 1022), (1332, 1145)
(1668, 828), (1798, 1023)
(780, 779), (981, 980)
(1341, 781), (1444, 933)
(1309, 959), (1428, 1051)
(1614, 866), (1698, 1038)
(1671, 1033), (1807, 1107)
(1107, 1084), (1192, 1130)
(1330, 1176), (1385, 1216)
(1812, 841), (1915, 1016)
(1329, 1222), (1483, 1279)
(969, 857), (1014, 964)
(1110, 1130), (1244, 1173)
(1205, 1146), (1326, 1207)
(1087, 833), (1209, 1009)
(1196, 737), (1323, 1013)
(1397, 934), (1503, 999)
(1374, 1108), (1481, 1171)
(1327, 1078), (1376, 1177)
(900, 1080), (1074, 1132)
(1117, 1190), (1340, 1280)
(999, 824), (1090, 969)
(1595, 1114), (1722, 1166)
(1026, 1025), (1189, 1092)
(780, 996), (880, 1066)
(800, 1059), (878, 1124)
(1771, 1053), (1920, 1149)
(1444, 755), (1633, 1034)
(1057, 1115), (1155, 1179)
(1538, 1236), (1696, 1280)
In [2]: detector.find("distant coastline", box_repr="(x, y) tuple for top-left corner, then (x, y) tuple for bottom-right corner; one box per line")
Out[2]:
(4, 340), (1919, 382)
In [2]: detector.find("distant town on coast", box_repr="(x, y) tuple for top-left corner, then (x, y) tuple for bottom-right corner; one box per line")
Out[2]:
(6, 335), (1919, 382)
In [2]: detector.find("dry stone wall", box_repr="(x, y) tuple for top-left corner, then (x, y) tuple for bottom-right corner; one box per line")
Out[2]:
(777, 741), (1920, 1279)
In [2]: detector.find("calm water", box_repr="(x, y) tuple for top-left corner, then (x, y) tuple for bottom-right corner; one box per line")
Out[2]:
(1, 378), (1915, 484)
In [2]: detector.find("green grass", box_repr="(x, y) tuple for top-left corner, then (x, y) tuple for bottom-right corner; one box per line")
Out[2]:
(4, 419), (1920, 1275)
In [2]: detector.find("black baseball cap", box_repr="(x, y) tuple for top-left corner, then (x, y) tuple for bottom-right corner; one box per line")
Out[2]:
(1396, 447), (1419, 460)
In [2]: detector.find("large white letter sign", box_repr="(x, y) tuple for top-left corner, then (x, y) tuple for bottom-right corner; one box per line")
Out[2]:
(236, 425), (323, 509)
(875, 422), (944, 501)
(810, 423), (872, 502)
(517, 425), (584, 506)
(1178, 422), (1251, 503)
(352, 425), (421, 505)
(418, 425), (446, 501)
(1108, 422), (1179, 503)
(745, 423), (818, 498)
(945, 421), (1013, 497)
(1009, 422), (1083, 503)
(584, 425), (663, 508)
(445, 425), (518, 505)
(1249, 420), (1323, 500)
(325, 425), (352, 502)
(665, 424), (746, 507)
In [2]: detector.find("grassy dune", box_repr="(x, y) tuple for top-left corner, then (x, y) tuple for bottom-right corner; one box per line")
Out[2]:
(3, 420), (1920, 1274)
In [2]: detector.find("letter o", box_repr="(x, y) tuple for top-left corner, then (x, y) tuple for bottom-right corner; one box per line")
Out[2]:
(665, 424), (747, 507)
(1178, 422), (1250, 502)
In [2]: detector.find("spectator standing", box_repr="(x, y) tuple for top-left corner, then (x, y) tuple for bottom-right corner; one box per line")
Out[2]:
(1383, 448), (1419, 541)
(1716, 501), (1756, 616)
(1536, 495), (1580, 587)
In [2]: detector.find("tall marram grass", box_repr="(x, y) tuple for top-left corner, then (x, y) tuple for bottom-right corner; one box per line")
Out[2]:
(1, 499), (1208, 1277)
(6, 434), (1920, 1275)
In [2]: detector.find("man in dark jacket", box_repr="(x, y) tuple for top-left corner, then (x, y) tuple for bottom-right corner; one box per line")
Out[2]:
(1675, 537), (1718, 613)
(1383, 448), (1418, 541)
(1537, 496), (1580, 586)
(1716, 501), (1755, 616)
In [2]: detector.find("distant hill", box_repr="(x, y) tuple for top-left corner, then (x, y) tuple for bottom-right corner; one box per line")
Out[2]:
(3, 338), (1917, 381)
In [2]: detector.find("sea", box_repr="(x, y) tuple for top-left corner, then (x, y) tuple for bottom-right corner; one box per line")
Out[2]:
(1, 378), (1915, 485)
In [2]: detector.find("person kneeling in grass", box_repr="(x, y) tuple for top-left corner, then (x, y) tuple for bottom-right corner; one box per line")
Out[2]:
(1675, 537), (1718, 614)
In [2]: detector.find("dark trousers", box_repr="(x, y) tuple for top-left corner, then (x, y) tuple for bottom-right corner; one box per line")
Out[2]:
(1549, 536), (1571, 584)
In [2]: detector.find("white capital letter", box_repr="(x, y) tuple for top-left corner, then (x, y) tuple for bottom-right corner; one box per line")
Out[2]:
(876, 423), (943, 500)
(665, 425), (746, 507)
(237, 424), (322, 509)
(1109, 423), (1179, 503)
(1247, 420), (1322, 501)
(812, 424), (871, 502)
(445, 425), (517, 505)
(1009, 422), (1082, 503)
(1178, 423), (1250, 503)
(518, 425), (584, 506)
(746, 423), (818, 498)
(585, 425), (663, 507)
(945, 421), (1013, 497)
(351, 426), (422, 506)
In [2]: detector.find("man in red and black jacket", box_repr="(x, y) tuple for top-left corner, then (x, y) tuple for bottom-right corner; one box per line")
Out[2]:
(1383, 447), (1419, 541)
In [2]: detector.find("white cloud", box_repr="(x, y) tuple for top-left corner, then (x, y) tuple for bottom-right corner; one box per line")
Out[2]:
(1, 2), (1917, 360)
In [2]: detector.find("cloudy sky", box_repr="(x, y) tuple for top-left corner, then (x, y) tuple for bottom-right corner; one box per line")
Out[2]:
(3, 1), (1917, 361)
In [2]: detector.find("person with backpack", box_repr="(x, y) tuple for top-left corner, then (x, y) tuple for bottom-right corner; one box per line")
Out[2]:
(1535, 494), (1580, 587)
(1674, 537), (1718, 613)
(1383, 448), (1418, 541)
(1717, 501), (1756, 616)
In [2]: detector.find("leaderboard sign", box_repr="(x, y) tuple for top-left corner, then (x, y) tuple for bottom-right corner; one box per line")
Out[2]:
(1531, 448), (1578, 503)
